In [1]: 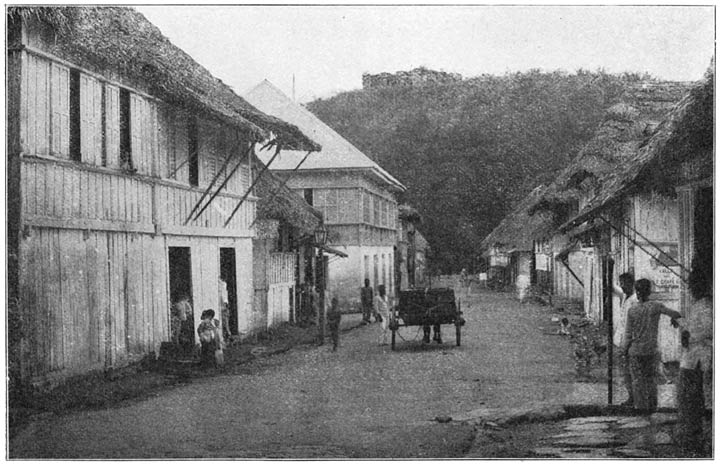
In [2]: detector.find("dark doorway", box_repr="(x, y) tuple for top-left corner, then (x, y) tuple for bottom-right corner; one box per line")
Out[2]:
(168, 247), (194, 350)
(220, 248), (238, 336)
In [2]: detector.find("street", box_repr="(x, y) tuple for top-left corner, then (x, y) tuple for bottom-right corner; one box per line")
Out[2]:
(11, 288), (578, 459)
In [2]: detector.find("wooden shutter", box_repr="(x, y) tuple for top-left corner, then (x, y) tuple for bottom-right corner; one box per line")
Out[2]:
(105, 84), (120, 168)
(130, 94), (144, 173)
(80, 73), (103, 165)
(50, 62), (70, 158)
(326, 189), (338, 224)
(24, 54), (51, 156)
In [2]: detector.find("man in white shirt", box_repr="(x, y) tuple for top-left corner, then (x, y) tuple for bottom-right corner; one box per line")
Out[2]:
(613, 272), (637, 406)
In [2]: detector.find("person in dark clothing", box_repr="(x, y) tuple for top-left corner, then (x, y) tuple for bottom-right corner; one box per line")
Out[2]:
(360, 279), (374, 324)
(327, 297), (342, 351)
(197, 309), (220, 368)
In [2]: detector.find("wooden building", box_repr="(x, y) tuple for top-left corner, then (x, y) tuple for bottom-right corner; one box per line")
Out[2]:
(561, 70), (713, 361)
(244, 80), (406, 308)
(480, 186), (557, 300)
(6, 7), (320, 385)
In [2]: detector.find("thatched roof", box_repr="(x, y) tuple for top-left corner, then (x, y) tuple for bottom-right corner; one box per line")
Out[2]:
(480, 185), (558, 253)
(398, 204), (422, 223)
(527, 81), (691, 218)
(561, 68), (714, 231)
(255, 166), (322, 236)
(8, 6), (320, 152)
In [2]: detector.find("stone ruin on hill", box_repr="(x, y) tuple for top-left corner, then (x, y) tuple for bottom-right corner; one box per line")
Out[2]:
(362, 67), (463, 89)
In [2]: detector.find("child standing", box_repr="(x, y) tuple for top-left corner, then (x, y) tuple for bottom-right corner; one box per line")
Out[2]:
(197, 309), (221, 368)
(327, 297), (342, 351)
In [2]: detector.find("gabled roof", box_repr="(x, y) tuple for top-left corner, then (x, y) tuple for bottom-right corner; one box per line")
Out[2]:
(8, 6), (320, 152)
(244, 80), (406, 192)
(481, 185), (558, 254)
(561, 68), (714, 231)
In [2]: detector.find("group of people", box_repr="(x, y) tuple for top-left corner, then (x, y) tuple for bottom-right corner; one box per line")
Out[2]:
(614, 272), (712, 427)
(170, 278), (231, 368)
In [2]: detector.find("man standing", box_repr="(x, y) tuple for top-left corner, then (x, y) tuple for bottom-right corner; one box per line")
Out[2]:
(622, 278), (681, 412)
(613, 272), (637, 406)
(360, 279), (374, 324)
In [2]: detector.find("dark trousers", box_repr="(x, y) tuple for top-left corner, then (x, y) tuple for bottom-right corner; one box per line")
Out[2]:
(362, 304), (373, 322)
(677, 366), (707, 451)
(329, 322), (340, 349)
(629, 354), (657, 411)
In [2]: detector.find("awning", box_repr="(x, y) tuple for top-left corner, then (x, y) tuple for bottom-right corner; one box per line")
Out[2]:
(320, 245), (348, 258)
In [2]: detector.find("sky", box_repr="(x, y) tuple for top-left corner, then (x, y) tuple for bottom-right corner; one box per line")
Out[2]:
(117, 6), (713, 102)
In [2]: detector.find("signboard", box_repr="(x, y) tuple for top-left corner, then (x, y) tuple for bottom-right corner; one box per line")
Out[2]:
(535, 253), (550, 271)
(634, 243), (681, 299)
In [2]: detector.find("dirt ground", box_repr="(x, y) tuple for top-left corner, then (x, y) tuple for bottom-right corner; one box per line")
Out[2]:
(10, 288), (585, 458)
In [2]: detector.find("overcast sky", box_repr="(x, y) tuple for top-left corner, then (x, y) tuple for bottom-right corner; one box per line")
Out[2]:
(136, 5), (715, 102)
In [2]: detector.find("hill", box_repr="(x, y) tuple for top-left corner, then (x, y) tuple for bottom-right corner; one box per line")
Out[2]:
(306, 68), (664, 273)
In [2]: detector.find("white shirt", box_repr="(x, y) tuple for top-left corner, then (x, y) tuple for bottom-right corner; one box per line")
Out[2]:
(613, 285), (637, 347)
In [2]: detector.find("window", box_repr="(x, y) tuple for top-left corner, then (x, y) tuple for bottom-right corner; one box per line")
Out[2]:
(119, 88), (132, 170)
(363, 191), (371, 224)
(68, 69), (81, 161)
(105, 84), (120, 168)
(304, 189), (314, 206)
(188, 116), (198, 186)
(325, 190), (338, 223)
(373, 195), (380, 226)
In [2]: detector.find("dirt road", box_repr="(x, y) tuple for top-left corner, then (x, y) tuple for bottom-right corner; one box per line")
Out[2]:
(10, 289), (578, 459)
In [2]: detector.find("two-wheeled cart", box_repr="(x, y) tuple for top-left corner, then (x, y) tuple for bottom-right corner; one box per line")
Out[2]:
(389, 287), (465, 350)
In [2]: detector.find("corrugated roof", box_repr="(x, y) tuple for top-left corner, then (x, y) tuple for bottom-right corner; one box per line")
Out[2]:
(244, 80), (406, 192)
(8, 6), (320, 152)
(561, 69), (714, 231)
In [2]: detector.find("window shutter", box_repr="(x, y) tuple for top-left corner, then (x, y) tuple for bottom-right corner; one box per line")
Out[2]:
(79, 73), (102, 165)
(50, 62), (70, 158)
(25, 54), (51, 156)
(105, 84), (120, 167)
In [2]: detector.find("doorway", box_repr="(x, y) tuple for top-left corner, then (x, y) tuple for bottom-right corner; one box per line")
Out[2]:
(220, 248), (238, 336)
(168, 247), (194, 350)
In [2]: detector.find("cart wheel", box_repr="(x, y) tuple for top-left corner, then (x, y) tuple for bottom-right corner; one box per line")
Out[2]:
(456, 324), (461, 346)
(391, 329), (396, 350)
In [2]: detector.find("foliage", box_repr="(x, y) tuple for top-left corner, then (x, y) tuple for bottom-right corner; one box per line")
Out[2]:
(307, 69), (656, 272)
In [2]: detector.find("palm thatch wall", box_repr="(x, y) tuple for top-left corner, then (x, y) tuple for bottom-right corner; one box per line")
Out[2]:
(7, 6), (320, 152)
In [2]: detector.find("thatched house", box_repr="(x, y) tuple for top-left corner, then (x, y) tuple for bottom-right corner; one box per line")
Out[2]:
(6, 7), (321, 385)
(251, 169), (324, 331)
(480, 186), (558, 299)
(245, 80), (406, 308)
(560, 68), (713, 361)
(526, 82), (690, 325)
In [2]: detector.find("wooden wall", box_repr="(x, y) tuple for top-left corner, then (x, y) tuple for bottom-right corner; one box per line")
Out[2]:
(13, 46), (259, 382)
(19, 228), (168, 380)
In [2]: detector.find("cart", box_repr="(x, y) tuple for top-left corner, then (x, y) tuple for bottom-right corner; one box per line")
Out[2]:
(389, 287), (465, 350)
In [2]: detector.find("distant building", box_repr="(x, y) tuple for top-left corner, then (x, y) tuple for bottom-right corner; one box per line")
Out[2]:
(245, 80), (406, 307)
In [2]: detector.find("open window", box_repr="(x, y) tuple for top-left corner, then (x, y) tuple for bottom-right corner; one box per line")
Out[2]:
(188, 117), (199, 186)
